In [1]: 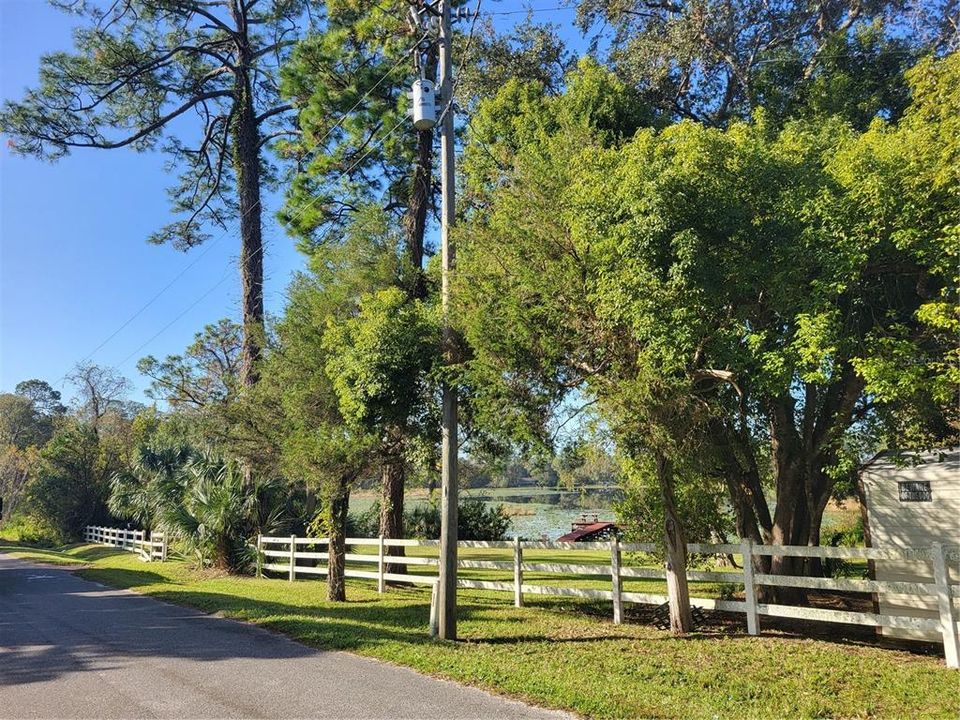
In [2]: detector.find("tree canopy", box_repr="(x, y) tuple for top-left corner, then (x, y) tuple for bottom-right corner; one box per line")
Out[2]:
(457, 51), (959, 600)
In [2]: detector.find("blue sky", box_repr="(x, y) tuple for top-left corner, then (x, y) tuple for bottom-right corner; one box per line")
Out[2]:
(0, 0), (583, 404)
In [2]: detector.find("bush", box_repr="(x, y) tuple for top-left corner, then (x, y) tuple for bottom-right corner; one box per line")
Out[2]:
(823, 515), (867, 578)
(0, 512), (59, 546)
(27, 420), (115, 543)
(347, 502), (381, 537)
(615, 459), (733, 548)
(109, 443), (292, 573)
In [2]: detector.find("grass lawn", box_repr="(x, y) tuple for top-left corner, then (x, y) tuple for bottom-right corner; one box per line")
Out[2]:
(2, 541), (957, 719)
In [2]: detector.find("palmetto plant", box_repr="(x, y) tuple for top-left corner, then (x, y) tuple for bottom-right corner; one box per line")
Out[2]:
(110, 445), (286, 571)
(108, 444), (192, 530)
(163, 453), (249, 570)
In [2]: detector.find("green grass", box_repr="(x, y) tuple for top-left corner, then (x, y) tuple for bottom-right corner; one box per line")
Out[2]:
(3, 541), (957, 719)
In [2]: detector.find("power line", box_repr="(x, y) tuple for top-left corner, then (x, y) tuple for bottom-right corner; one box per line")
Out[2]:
(117, 273), (233, 368)
(485, 5), (572, 15)
(73, 31), (430, 371)
(116, 113), (412, 365)
(118, 8), (491, 367)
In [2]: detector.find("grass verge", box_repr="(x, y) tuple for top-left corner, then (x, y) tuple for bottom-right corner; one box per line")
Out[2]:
(2, 541), (957, 719)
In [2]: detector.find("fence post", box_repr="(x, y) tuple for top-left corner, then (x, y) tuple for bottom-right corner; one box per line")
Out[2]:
(741, 538), (760, 636)
(289, 535), (296, 582)
(161, 532), (168, 561)
(932, 542), (959, 669)
(256, 534), (263, 578)
(378, 535), (385, 593)
(514, 536), (524, 608)
(611, 535), (623, 625)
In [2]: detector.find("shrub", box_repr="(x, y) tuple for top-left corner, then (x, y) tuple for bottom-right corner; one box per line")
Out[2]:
(823, 515), (867, 578)
(0, 512), (58, 546)
(27, 420), (115, 543)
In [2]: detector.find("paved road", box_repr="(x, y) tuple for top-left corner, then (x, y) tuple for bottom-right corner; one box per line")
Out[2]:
(0, 554), (570, 719)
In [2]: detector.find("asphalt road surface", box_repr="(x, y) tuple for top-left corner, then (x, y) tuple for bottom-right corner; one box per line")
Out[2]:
(0, 554), (571, 719)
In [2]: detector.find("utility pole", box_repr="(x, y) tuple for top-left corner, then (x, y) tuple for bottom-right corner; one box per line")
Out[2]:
(436, 0), (459, 642)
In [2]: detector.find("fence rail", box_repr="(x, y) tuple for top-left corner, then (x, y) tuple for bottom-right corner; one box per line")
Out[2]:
(257, 534), (960, 668)
(83, 525), (167, 562)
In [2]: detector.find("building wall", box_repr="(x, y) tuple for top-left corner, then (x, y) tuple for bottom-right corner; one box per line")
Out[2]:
(861, 449), (960, 641)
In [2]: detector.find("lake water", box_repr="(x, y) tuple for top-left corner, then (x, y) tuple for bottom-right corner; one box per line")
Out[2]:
(351, 485), (622, 540)
(349, 487), (860, 541)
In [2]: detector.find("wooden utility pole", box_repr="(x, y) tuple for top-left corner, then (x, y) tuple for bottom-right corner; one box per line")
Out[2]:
(437, 0), (459, 641)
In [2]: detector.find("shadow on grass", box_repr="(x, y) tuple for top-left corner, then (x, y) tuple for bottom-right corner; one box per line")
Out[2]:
(77, 565), (177, 588)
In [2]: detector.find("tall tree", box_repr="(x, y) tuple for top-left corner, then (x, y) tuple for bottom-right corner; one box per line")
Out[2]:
(574, 0), (950, 125)
(15, 380), (67, 419)
(458, 54), (958, 607)
(279, 1), (441, 551)
(0, 0), (315, 385)
(279, 3), (572, 552)
(256, 265), (383, 600)
(0, 380), (66, 449)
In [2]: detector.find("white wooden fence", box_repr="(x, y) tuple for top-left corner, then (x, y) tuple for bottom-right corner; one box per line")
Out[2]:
(84, 525), (168, 562)
(258, 534), (960, 668)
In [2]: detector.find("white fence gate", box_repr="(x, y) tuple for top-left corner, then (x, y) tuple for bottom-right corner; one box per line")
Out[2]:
(257, 535), (960, 668)
(84, 525), (167, 562)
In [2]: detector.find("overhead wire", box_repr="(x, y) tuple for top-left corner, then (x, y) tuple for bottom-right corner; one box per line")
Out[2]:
(116, 2), (484, 367)
(73, 29), (430, 372)
(78, 1), (891, 375)
(117, 111), (412, 364)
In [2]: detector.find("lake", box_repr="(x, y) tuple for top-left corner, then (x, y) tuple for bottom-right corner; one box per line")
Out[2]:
(350, 485), (622, 540)
(349, 487), (861, 541)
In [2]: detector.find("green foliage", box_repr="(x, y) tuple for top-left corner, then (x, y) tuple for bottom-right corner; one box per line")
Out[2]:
(615, 454), (734, 547)
(324, 287), (440, 435)
(822, 514), (868, 578)
(108, 444), (194, 530)
(0, 512), (59, 546)
(162, 453), (272, 571)
(108, 443), (289, 572)
(554, 439), (619, 490)
(575, 0), (941, 126)
(349, 498), (510, 541)
(458, 52), (958, 560)
(0, 445), (35, 529)
(278, 1), (425, 249)
(0, 379), (65, 448)
(27, 419), (117, 543)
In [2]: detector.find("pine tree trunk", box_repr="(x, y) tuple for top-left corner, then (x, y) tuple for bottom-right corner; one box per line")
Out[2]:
(656, 452), (693, 634)
(327, 480), (350, 602)
(231, 47), (264, 388)
(405, 125), (432, 300)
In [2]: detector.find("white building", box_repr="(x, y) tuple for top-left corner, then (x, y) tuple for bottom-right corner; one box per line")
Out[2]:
(860, 448), (959, 641)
